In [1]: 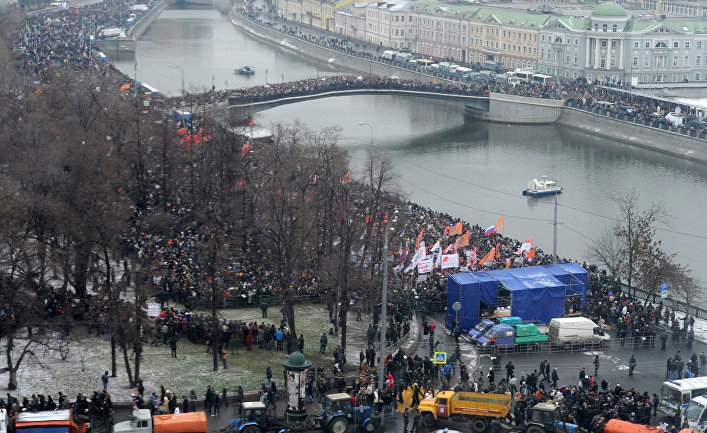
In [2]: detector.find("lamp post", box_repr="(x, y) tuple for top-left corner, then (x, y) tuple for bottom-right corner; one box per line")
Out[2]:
(377, 212), (398, 393)
(167, 64), (185, 96)
(553, 191), (558, 264)
(357, 122), (374, 191)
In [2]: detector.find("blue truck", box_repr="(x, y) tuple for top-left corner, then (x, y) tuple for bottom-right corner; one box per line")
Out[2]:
(477, 323), (548, 351)
(467, 317), (522, 342)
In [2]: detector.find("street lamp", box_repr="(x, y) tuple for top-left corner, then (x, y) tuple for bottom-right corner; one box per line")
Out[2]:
(167, 64), (185, 96)
(357, 122), (374, 191)
(377, 211), (398, 393)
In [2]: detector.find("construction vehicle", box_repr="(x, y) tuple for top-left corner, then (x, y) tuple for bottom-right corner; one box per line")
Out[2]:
(231, 394), (379, 433)
(417, 391), (511, 431)
(524, 403), (663, 433)
(113, 409), (207, 433)
(15, 410), (83, 433)
(477, 324), (548, 351)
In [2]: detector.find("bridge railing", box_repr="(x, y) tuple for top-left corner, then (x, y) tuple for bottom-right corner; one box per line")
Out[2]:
(227, 80), (490, 106)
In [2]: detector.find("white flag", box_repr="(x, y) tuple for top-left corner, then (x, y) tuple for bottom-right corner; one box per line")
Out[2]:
(435, 249), (443, 268)
(417, 259), (433, 274)
(515, 242), (532, 255)
(410, 242), (426, 267)
(441, 253), (460, 269)
(430, 239), (441, 252)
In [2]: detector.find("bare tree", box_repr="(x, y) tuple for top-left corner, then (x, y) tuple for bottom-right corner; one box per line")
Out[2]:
(586, 224), (621, 280)
(612, 190), (670, 295)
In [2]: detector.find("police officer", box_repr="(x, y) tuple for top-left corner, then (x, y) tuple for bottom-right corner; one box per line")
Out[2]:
(403, 408), (409, 433)
(629, 355), (637, 376)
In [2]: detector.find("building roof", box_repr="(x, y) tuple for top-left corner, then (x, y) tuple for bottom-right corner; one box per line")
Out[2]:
(592, 1), (628, 17)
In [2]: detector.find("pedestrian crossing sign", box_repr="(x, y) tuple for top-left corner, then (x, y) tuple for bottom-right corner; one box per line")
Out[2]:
(434, 352), (447, 364)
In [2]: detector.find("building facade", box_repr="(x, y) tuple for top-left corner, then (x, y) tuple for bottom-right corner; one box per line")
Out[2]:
(538, 1), (707, 85)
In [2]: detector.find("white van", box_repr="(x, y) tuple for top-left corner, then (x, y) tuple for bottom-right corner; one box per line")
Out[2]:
(548, 317), (610, 348)
(682, 395), (707, 431)
(381, 50), (398, 60)
(661, 378), (707, 417)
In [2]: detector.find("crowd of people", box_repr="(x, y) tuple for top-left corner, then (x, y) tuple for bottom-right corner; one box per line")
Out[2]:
(16, 0), (155, 75)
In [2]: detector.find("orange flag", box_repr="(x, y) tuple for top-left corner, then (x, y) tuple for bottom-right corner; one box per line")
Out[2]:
(416, 228), (424, 250)
(454, 233), (470, 250)
(448, 222), (463, 236)
(505, 257), (512, 269)
(241, 141), (251, 156)
(526, 237), (534, 246)
(495, 243), (500, 259)
(478, 248), (495, 266)
(527, 249), (536, 258)
(495, 216), (505, 229)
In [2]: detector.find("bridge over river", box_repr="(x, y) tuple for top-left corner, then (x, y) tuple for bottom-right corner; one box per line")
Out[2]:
(221, 84), (566, 124)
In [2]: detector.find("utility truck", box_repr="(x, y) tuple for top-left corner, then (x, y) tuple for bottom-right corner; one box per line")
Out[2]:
(477, 323), (548, 350)
(417, 391), (511, 431)
(113, 409), (207, 433)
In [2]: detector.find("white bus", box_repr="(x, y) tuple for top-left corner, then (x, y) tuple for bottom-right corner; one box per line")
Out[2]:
(532, 73), (554, 84)
(513, 68), (535, 83)
(660, 378), (707, 416)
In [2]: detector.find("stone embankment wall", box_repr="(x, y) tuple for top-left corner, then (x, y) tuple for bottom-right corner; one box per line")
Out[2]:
(129, 0), (171, 40)
(465, 93), (565, 124)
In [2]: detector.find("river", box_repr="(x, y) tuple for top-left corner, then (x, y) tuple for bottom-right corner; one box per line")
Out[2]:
(113, 6), (707, 291)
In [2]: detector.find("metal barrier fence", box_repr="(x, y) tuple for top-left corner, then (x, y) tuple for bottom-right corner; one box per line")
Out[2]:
(619, 283), (707, 321)
(475, 334), (658, 355)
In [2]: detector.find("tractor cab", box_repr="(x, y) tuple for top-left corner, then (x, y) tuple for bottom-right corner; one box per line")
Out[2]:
(526, 403), (572, 433)
(323, 393), (379, 433)
(231, 402), (272, 432)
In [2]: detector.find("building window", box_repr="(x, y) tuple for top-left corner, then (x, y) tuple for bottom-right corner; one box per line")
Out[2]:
(602, 24), (607, 32)
(574, 54), (578, 64)
(565, 37), (570, 44)
(644, 57), (649, 67)
(601, 59), (606, 68)
(673, 41), (679, 48)
(685, 41), (690, 48)
(645, 41), (650, 48)
(684, 56), (689, 66)
(673, 56), (678, 67)
(541, 35), (545, 41)
(633, 41), (639, 48)
(601, 40), (607, 47)
(697, 56), (702, 66)
(696, 73), (700, 80)
(611, 40), (617, 48)
(698, 42), (702, 49)
(574, 38), (578, 45)
(633, 57), (638, 67)
(612, 24), (617, 32)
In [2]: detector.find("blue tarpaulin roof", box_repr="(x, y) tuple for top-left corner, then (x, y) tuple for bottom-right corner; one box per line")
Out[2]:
(446, 264), (588, 329)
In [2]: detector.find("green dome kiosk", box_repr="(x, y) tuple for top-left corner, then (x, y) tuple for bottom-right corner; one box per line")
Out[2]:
(282, 351), (312, 421)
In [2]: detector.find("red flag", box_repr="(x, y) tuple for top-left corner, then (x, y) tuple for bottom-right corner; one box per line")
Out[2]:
(241, 141), (251, 156)
(453, 233), (469, 250)
(416, 228), (424, 250)
(478, 248), (495, 266)
(447, 222), (463, 236)
(505, 257), (512, 269)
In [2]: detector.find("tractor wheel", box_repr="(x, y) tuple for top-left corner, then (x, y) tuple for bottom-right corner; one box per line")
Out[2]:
(471, 417), (488, 433)
(527, 425), (544, 433)
(242, 426), (261, 433)
(422, 413), (436, 428)
(363, 420), (376, 433)
(329, 417), (348, 433)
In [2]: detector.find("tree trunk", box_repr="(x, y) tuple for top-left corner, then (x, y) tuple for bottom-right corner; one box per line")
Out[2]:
(7, 369), (17, 391)
(134, 345), (141, 386)
(73, 242), (91, 298)
(121, 342), (134, 387)
(111, 336), (117, 377)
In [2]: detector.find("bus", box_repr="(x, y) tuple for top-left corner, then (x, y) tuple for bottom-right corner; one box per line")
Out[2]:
(532, 73), (554, 84)
(513, 68), (535, 83)
(660, 378), (707, 417)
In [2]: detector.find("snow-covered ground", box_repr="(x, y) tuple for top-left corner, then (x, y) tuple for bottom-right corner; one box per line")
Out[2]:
(6, 304), (374, 401)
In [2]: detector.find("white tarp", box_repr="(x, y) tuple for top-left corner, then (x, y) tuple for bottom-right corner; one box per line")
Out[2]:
(17, 410), (71, 423)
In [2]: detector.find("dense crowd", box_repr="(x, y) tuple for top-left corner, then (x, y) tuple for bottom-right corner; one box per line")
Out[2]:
(16, 0), (154, 75)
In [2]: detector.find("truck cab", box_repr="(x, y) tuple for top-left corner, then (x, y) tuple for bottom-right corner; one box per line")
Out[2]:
(477, 325), (515, 349)
(114, 409), (154, 433)
(682, 395), (707, 432)
(525, 403), (566, 433)
(468, 320), (495, 342)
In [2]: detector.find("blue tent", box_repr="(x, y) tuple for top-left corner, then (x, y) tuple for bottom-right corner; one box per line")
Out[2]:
(446, 273), (479, 330)
(446, 264), (588, 329)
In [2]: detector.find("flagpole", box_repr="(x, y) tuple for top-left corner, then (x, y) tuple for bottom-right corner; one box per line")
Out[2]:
(378, 211), (398, 395)
(553, 194), (558, 264)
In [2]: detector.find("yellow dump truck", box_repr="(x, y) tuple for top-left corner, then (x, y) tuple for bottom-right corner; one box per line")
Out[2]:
(417, 390), (512, 431)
